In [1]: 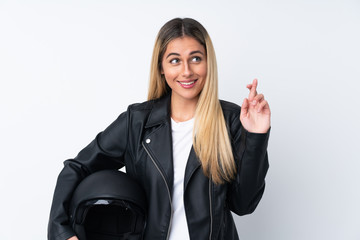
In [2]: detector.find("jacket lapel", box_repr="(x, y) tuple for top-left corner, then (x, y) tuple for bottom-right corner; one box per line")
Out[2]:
(143, 94), (174, 195)
(143, 93), (203, 195)
(184, 147), (201, 191)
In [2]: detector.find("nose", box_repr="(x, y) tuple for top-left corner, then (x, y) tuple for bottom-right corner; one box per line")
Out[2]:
(182, 62), (193, 78)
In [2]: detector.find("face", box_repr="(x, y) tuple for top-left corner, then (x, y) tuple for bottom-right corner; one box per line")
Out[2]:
(161, 36), (207, 105)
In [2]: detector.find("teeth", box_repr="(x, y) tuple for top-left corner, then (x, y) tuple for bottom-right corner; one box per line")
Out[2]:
(180, 80), (195, 85)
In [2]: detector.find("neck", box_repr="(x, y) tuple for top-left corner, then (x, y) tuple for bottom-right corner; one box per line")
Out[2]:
(170, 94), (198, 122)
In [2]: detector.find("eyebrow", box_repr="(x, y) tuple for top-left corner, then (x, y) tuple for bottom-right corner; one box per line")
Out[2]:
(165, 50), (205, 59)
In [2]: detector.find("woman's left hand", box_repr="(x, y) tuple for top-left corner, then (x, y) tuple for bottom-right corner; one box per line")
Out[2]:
(240, 78), (271, 133)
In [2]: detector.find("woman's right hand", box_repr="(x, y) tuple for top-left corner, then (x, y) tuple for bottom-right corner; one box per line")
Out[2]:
(67, 237), (79, 240)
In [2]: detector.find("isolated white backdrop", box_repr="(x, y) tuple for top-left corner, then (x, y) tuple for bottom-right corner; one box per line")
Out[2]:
(1, 0), (359, 239)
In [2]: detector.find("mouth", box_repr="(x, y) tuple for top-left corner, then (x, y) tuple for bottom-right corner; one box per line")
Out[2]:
(177, 79), (198, 88)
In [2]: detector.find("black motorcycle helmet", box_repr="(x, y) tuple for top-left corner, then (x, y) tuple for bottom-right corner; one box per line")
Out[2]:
(69, 170), (147, 240)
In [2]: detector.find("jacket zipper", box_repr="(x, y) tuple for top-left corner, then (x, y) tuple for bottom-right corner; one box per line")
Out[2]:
(209, 177), (213, 240)
(142, 142), (173, 240)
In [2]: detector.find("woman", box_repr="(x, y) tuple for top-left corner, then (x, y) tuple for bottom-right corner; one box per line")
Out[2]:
(48, 18), (271, 240)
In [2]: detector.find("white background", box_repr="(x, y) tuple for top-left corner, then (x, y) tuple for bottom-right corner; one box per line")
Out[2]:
(1, 0), (359, 239)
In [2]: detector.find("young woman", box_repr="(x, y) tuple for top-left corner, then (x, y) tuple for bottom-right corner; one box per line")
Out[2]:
(48, 18), (271, 240)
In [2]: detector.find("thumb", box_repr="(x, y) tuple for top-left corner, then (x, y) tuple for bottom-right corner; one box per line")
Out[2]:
(240, 98), (249, 119)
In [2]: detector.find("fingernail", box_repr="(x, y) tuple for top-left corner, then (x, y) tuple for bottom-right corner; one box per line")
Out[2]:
(252, 100), (257, 105)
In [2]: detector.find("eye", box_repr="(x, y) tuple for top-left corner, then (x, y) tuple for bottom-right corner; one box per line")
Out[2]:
(170, 58), (180, 64)
(191, 56), (202, 62)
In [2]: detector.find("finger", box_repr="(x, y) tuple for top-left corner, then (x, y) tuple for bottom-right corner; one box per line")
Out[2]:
(251, 93), (264, 105)
(256, 99), (269, 113)
(240, 98), (249, 117)
(248, 78), (258, 101)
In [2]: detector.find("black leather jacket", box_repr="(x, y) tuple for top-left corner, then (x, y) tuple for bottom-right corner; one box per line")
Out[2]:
(48, 93), (270, 240)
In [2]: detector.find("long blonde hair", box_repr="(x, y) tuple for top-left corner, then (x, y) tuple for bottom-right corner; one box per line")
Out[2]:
(148, 18), (236, 184)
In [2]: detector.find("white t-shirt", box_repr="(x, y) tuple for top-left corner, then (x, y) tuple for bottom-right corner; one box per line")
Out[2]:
(168, 117), (194, 240)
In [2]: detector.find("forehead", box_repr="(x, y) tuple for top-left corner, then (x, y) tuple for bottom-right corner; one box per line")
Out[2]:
(164, 36), (205, 55)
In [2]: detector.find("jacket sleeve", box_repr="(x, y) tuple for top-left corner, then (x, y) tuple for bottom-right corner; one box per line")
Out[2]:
(226, 109), (270, 216)
(48, 110), (129, 240)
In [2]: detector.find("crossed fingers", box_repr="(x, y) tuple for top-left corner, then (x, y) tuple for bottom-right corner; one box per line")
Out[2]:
(245, 79), (269, 113)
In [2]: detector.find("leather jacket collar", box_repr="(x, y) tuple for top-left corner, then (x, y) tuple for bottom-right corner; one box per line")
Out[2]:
(145, 93), (171, 128)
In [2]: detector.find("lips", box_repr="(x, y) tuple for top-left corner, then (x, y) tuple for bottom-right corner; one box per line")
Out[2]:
(177, 79), (198, 88)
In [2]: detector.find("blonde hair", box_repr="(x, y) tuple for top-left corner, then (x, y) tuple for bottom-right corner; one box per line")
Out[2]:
(148, 18), (235, 184)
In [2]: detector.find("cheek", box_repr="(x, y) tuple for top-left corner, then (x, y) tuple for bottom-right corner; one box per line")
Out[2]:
(202, 68), (207, 78)
(163, 68), (178, 82)
(198, 63), (207, 79)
